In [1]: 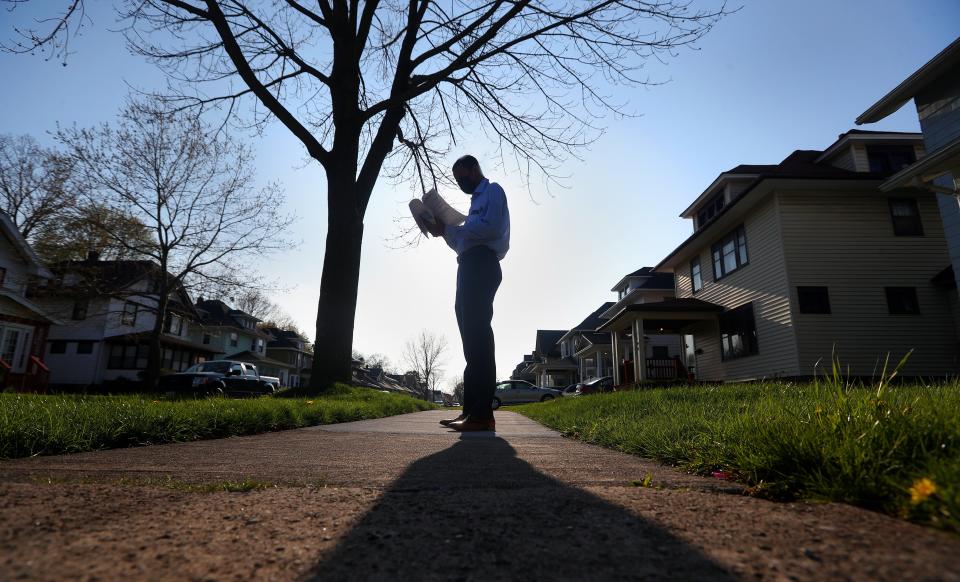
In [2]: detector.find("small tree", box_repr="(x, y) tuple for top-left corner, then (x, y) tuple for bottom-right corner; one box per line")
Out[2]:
(55, 98), (295, 389)
(0, 133), (74, 240)
(403, 330), (447, 400)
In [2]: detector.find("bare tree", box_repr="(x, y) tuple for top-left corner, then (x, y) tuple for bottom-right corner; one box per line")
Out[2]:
(55, 98), (295, 389)
(0, 134), (75, 240)
(403, 329), (447, 400)
(5, 1), (728, 391)
(451, 375), (464, 405)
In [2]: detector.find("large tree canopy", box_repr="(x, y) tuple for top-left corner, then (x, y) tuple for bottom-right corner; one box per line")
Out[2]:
(5, 0), (728, 391)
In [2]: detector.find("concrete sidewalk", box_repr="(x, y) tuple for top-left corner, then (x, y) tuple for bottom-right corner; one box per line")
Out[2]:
(2, 410), (959, 581)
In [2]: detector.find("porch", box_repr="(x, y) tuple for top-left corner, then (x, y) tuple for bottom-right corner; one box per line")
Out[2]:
(598, 298), (724, 385)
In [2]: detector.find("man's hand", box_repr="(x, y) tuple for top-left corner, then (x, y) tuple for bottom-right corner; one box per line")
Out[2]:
(426, 220), (445, 237)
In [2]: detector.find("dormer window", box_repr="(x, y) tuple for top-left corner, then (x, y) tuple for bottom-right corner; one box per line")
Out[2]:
(866, 145), (915, 174)
(696, 192), (725, 230)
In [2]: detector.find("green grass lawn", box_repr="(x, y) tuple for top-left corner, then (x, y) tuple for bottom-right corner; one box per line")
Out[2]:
(516, 382), (959, 533)
(0, 385), (435, 460)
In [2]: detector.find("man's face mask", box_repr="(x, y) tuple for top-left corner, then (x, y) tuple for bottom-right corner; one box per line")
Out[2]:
(455, 174), (479, 194)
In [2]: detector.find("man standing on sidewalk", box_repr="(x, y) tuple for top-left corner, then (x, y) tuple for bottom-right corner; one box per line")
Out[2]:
(426, 155), (510, 432)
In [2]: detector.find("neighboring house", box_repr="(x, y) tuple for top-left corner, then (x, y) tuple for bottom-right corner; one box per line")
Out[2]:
(509, 353), (536, 383)
(0, 212), (60, 391)
(598, 267), (685, 383)
(636, 130), (957, 382)
(193, 298), (272, 359)
(263, 327), (312, 388)
(524, 329), (578, 388)
(557, 302), (615, 382)
(856, 36), (960, 292)
(31, 255), (215, 388)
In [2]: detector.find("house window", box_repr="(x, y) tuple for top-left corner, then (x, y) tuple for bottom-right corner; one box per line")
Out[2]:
(711, 225), (749, 281)
(690, 257), (703, 293)
(867, 145), (916, 174)
(797, 287), (831, 314)
(121, 302), (138, 326)
(77, 341), (94, 354)
(229, 332), (239, 347)
(886, 287), (920, 315)
(164, 314), (183, 336)
(72, 300), (88, 321)
(202, 333), (211, 345)
(108, 344), (141, 369)
(696, 192), (725, 229)
(50, 340), (67, 354)
(651, 346), (669, 359)
(719, 302), (758, 361)
(889, 198), (923, 236)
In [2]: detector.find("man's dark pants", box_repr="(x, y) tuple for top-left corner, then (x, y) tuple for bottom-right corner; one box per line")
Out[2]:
(455, 245), (502, 421)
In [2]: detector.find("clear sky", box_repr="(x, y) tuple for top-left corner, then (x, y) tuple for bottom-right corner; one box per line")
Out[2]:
(2, 1), (958, 390)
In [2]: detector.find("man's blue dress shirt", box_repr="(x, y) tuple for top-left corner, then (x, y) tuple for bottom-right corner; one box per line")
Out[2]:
(443, 178), (510, 260)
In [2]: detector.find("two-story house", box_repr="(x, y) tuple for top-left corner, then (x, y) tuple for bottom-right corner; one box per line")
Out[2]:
(524, 329), (578, 388)
(33, 255), (215, 388)
(0, 211), (59, 390)
(264, 327), (312, 388)
(857, 36), (960, 293)
(629, 130), (958, 382)
(597, 267), (686, 382)
(557, 303), (614, 382)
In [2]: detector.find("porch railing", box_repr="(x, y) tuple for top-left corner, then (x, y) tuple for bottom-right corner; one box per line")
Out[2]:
(645, 358), (685, 381)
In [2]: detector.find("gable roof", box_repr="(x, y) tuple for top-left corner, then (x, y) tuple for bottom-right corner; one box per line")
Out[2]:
(857, 36), (960, 124)
(655, 144), (899, 271)
(264, 327), (310, 350)
(0, 211), (51, 278)
(610, 267), (675, 292)
(534, 329), (566, 357)
(196, 299), (263, 331)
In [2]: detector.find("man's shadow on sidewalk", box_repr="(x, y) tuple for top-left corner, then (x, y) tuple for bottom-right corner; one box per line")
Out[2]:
(307, 436), (733, 581)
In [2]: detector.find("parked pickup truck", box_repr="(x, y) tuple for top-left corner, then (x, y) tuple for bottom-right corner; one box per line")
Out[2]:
(158, 360), (279, 397)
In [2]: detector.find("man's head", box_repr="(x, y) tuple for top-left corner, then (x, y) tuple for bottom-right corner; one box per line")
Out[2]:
(452, 155), (484, 194)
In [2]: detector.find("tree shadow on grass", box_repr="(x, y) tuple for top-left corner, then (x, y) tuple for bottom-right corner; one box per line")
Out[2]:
(307, 436), (734, 581)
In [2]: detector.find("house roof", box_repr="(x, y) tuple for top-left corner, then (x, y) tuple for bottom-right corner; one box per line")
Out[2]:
(655, 146), (899, 271)
(879, 135), (960, 192)
(0, 211), (51, 279)
(0, 291), (62, 324)
(264, 327), (310, 350)
(609, 268), (675, 293)
(39, 259), (202, 319)
(597, 298), (725, 332)
(856, 36), (960, 124)
(534, 329), (566, 357)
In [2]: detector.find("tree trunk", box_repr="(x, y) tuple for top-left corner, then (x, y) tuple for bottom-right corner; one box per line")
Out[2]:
(307, 167), (366, 392)
(143, 288), (169, 392)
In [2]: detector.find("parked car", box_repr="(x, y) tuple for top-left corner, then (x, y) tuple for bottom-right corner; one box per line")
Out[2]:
(574, 376), (614, 396)
(560, 383), (580, 397)
(158, 360), (278, 397)
(492, 380), (562, 409)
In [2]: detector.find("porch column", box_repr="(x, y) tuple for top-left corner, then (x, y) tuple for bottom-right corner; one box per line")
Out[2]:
(632, 318), (646, 382)
(610, 331), (620, 384)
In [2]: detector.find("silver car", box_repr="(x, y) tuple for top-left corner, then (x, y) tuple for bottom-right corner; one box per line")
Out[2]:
(492, 380), (562, 408)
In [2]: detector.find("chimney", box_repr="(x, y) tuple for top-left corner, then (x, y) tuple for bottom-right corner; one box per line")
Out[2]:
(196, 296), (205, 306)
(86, 250), (100, 262)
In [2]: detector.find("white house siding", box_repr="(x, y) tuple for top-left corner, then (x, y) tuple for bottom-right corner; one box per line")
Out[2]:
(41, 297), (111, 385)
(778, 188), (958, 377)
(674, 196), (800, 381)
(0, 234), (31, 296)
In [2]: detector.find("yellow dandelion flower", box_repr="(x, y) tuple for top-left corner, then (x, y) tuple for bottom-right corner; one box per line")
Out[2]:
(305, 400), (315, 405)
(152, 400), (160, 404)
(909, 477), (936, 504)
